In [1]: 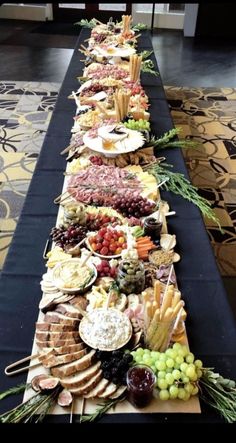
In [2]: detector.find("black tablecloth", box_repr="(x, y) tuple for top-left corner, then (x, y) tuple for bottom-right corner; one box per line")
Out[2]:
(0, 29), (235, 424)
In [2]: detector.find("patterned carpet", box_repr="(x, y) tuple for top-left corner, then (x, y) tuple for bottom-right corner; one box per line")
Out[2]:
(165, 86), (236, 276)
(0, 81), (61, 269)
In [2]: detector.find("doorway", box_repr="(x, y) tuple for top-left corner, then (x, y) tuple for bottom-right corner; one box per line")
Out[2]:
(53, 3), (132, 22)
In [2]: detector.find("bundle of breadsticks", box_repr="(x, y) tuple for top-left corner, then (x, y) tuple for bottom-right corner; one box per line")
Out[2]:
(142, 280), (186, 352)
(122, 15), (132, 34)
(114, 89), (131, 122)
(129, 54), (142, 83)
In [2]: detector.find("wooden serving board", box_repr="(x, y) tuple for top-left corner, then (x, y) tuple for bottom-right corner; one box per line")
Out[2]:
(23, 164), (201, 417)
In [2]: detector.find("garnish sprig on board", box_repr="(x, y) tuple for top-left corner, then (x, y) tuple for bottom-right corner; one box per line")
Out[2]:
(0, 387), (60, 423)
(147, 128), (199, 150)
(0, 383), (30, 401)
(75, 19), (97, 28)
(199, 369), (236, 423)
(141, 59), (159, 76)
(79, 395), (126, 423)
(132, 23), (148, 31)
(144, 161), (222, 230)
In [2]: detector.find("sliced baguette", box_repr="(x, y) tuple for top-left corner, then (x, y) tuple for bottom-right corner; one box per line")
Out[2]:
(68, 370), (102, 395)
(39, 348), (87, 369)
(60, 361), (101, 389)
(36, 322), (75, 332)
(98, 382), (117, 399)
(36, 338), (78, 348)
(109, 385), (127, 399)
(84, 378), (109, 399)
(51, 349), (96, 378)
(40, 342), (85, 356)
(44, 312), (80, 327)
(55, 303), (82, 319)
(36, 331), (80, 342)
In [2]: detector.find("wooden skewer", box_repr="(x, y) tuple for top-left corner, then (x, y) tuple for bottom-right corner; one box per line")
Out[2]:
(69, 397), (74, 424)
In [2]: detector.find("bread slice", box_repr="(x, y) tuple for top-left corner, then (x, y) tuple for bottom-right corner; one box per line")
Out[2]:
(51, 349), (96, 378)
(84, 378), (109, 399)
(36, 331), (80, 342)
(60, 361), (101, 389)
(40, 342), (85, 356)
(44, 312), (80, 327)
(109, 385), (127, 399)
(39, 348), (87, 369)
(55, 304), (82, 319)
(98, 382), (117, 399)
(36, 338), (78, 349)
(36, 322), (75, 333)
(68, 370), (102, 395)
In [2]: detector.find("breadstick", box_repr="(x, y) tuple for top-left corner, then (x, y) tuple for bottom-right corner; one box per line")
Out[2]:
(144, 301), (152, 332)
(160, 285), (174, 319)
(171, 290), (181, 308)
(154, 280), (161, 308)
(172, 300), (185, 319)
(163, 307), (174, 322)
(146, 308), (160, 342)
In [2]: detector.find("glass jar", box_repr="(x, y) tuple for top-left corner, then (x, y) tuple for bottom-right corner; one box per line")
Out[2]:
(143, 217), (162, 241)
(127, 365), (156, 408)
(117, 260), (145, 295)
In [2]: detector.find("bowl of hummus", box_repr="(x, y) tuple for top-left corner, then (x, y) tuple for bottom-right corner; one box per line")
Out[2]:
(52, 259), (97, 294)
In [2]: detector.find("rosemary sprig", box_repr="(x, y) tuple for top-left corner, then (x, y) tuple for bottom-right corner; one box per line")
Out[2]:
(148, 128), (181, 148)
(141, 59), (159, 76)
(0, 383), (30, 401)
(139, 50), (153, 60)
(145, 161), (222, 230)
(132, 23), (148, 32)
(199, 369), (236, 423)
(75, 19), (97, 29)
(80, 395), (126, 423)
(0, 388), (60, 423)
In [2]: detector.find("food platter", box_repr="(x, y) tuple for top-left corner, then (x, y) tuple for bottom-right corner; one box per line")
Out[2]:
(2, 13), (211, 425)
(91, 45), (136, 58)
(83, 125), (145, 157)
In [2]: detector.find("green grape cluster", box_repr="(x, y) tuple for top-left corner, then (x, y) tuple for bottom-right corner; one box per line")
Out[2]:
(124, 119), (150, 131)
(131, 343), (203, 401)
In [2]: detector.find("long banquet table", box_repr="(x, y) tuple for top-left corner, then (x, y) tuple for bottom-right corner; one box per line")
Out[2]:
(0, 28), (235, 423)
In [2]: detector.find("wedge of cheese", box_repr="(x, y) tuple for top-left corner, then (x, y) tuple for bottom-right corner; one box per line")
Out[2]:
(125, 165), (159, 202)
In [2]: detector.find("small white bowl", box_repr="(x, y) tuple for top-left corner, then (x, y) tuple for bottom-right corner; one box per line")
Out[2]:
(52, 259), (97, 294)
(86, 236), (122, 260)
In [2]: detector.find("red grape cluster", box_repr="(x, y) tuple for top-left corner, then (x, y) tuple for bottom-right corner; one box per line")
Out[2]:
(50, 223), (88, 249)
(89, 155), (104, 166)
(96, 259), (117, 278)
(111, 195), (155, 218)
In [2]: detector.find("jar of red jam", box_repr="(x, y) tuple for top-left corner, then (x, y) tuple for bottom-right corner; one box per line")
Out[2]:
(143, 217), (162, 241)
(126, 365), (156, 408)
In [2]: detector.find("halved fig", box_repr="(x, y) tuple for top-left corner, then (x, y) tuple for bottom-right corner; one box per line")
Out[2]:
(57, 389), (73, 407)
(38, 376), (60, 391)
(31, 374), (49, 392)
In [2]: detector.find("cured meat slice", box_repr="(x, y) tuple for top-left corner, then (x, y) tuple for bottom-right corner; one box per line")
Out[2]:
(98, 382), (117, 399)
(60, 361), (101, 389)
(51, 349), (96, 378)
(39, 348), (87, 369)
(68, 370), (102, 395)
(84, 378), (109, 399)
